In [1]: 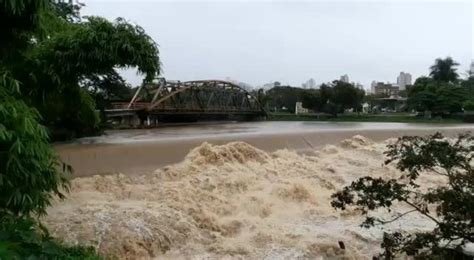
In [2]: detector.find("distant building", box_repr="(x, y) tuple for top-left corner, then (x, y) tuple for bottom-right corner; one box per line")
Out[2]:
(371, 81), (378, 93)
(372, 82), (400, 97)
(340, 74), (349, 83)
(302, 78), (316, 89)
(470, 60), (474, 77)
(397, 72), (412, 90)
(295, 102), (308, 115)
(262, 81), (281, 90)
(224, 77), (254, 91)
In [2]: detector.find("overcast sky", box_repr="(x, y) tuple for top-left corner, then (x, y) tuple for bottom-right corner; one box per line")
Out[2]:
(83, 0), (473, 89)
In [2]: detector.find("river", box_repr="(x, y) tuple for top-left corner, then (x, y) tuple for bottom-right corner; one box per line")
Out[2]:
(55, 121), (474, 177)
(46, 121), (474, 258)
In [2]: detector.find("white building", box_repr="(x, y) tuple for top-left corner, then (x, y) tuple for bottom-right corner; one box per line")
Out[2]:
(397, 72), (412, 90)
(295, 102), (308, 115)
(370, 81), (378, 93)
(340, 74), (349, 83)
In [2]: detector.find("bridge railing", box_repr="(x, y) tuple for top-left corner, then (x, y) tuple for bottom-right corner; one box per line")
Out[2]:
(110, 102), (150, 110)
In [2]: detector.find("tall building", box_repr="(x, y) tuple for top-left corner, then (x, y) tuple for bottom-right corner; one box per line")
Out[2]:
(372, 82), (399, 97)
(470, 60), (474, 77)
(397, 72), (412, 90)
(302, 78), (316, 89)
(340, 74), (349, 83)
(371, 80), (378, 93)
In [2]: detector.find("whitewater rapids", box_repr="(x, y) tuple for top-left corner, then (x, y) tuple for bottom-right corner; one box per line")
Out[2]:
(44, 135), (446, 259)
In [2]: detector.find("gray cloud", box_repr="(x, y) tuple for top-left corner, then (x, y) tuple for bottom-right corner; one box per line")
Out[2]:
(84, 0), (473, 88)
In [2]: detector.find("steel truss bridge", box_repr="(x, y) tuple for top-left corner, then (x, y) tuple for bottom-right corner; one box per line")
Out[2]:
(105, 79), (266, 124)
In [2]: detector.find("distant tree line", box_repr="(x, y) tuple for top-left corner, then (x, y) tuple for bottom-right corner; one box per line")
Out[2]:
(255, 81), (365, 116)
(406, 57), (474, 118)
(256, 57), (474, 119)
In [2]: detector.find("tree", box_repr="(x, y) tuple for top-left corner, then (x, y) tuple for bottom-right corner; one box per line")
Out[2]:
(434, 85), (466, 114)
(0, 0), (48, 61)
(461, 77), (474, 99)
(253, 88), (270, 110)
(265, 86), (307, 113)
(83, 71), (135, 111)
(0, 1), (121, 257)
(0, 72), (70, 217)
(332, 80), (365, 112)
(331, 132), (474, 258)
(408, 76), (467, 117)
(2, 1), (160, 139)
(318, 81), (365, 117)
(430, 57), (460, 83)
(301, 90), (322, 112)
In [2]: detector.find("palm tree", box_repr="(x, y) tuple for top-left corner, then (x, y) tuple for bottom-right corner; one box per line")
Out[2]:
(429, 57), (460, 83)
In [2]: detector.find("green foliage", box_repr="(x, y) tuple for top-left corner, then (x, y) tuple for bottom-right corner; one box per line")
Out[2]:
(265, 86), (308, 113)
(435, 85), (466, 113)
(3, 1), (160, 138)
(331, 80), (365, 111)
(462, 77), (474, 99)
(319, 81), (365, 116)
(0, 0), (49, 60)
(0, 215), (101, 259)
(408, 72), (467, 116)
(463, 100), (474, 112)
(430, 57), (460, 83)
(0, 72), (70, 216)
(264, 81), (364, 116)
(31, 16), (160, 83)
(84, 71), (135, 111)
(332, 132), (474, 258)
(408, 58), (474, 117)
(50, 0), (83, 22)
(0, 1), (99, 257)
(301, 90), (322, 112)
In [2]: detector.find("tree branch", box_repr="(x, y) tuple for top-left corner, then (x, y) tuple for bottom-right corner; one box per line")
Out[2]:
(376, 209), (418, 225)
(403, 199), (440, 225)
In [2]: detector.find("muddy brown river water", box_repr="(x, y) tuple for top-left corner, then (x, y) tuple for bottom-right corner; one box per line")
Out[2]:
(55, 121), (474, 177)
(46, 122), (474, 259)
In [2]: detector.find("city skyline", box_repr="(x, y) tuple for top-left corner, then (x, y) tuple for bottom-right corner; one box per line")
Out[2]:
(84, 1), (473, 89)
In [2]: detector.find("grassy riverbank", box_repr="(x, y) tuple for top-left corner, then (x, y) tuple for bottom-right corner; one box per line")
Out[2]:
(267, 112), (465, 124)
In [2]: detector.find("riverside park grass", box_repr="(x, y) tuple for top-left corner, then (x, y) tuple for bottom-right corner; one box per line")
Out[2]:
(267, 112), (465, 124)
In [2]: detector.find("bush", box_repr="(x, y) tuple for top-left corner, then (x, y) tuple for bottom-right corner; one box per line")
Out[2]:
(463, 100), (474, 112)
(0, 73), (70, 216)
(0, 74), (101, 259)
(0, 216), (100, 259)
(0, 2), (101, 258)
(331, 132), (474, 258)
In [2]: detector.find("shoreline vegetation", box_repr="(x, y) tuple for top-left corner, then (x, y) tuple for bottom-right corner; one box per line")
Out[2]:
(266, 112), (465, 124)
(103, 113), (467, 132)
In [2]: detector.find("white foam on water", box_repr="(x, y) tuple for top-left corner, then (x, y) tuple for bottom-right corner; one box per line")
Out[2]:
(44, 135), (446, 259)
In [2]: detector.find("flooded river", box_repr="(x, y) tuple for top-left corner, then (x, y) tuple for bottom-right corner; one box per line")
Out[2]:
(56, 121), (474, 177)
(47, 122), (474, 258)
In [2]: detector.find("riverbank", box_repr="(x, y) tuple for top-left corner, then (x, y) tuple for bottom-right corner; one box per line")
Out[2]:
(267, 112), (465, 123)
(55, 122), (474, 177)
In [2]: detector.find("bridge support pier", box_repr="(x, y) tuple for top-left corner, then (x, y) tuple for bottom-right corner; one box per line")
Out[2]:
(120, 115), (141, 127)
(145, 116), (159, 127)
